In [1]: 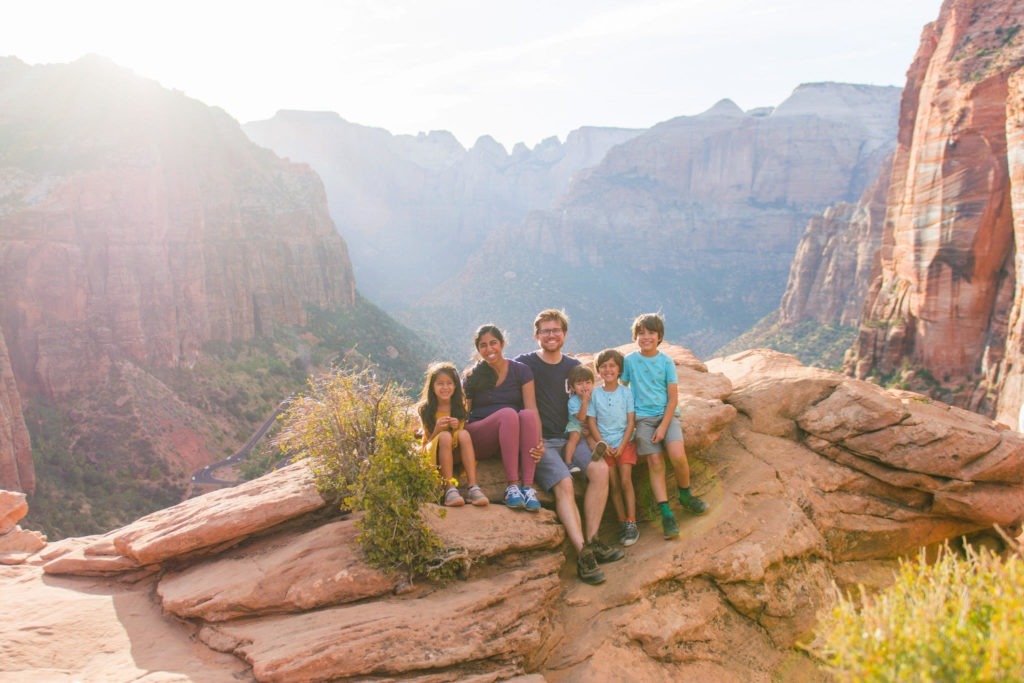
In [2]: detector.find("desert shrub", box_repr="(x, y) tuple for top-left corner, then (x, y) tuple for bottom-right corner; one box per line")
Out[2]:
(272, 367), (457, 581)
(812, 541), (1024, 682)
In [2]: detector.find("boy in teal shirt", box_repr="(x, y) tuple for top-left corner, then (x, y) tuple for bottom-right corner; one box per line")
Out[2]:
(621, 313), (708, 539)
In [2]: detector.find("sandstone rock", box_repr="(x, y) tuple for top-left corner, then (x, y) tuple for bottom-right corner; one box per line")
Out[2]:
(110, 461), (325, 565)
(159, 517), (395, 622)
(199, 554), (563, 682)
(847, 0), (1024, 423)
(0, 331), (32, 494)
(0, 489), (28, 534)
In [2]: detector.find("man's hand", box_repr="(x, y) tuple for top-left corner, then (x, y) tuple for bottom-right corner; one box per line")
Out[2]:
(530, 441), (544, 463)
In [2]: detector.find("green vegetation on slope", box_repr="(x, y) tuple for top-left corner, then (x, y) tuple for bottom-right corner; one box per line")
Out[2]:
(714, 311), (857, 370)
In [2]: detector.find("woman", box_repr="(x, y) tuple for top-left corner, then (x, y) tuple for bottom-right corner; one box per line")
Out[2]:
(463, 324), (542, 511)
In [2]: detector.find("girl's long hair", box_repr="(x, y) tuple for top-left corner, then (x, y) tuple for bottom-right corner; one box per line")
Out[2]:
(463, 324), (505, 400)
(417, 362), (468, 433)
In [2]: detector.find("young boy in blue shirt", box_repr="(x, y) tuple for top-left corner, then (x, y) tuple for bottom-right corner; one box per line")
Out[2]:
(621, 313), (708, 539)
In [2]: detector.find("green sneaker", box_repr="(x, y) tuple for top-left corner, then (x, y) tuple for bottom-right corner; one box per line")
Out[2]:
(661, 513), (680, 539)
(679, 493), (708, 515)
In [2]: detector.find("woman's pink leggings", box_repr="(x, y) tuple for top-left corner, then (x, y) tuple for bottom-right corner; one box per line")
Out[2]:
(465, 407), (540, 486)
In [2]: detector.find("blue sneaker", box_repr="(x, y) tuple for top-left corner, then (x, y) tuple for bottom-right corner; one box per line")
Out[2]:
(522, 486), (541, 512)
(504, 484), (526, 509)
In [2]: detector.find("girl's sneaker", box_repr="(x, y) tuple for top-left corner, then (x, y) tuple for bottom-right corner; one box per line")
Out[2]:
(620, 520), (640, 546)
(467, 485), (489, 507)
(504, 484), (526, 509)
(522, 486), (541, 512)
(444, 486), (465, 507)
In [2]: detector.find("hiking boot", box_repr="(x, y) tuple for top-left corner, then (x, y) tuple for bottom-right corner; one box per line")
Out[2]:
(591, 441), (608, 462)
(679, 493), (708, 515)
(522, 486), (542, 512)
(444, 486), (465, 507)
(576, 545), (606, 585)
(503, 484), (526, 509)
(619, 520), (640, 547)
(661, 513), (680, 539)
(588, 538), (625, 563)
(466, 485), (489, 507)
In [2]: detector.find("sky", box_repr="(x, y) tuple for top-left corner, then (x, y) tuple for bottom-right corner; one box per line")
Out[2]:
(4, 0), (941, 150)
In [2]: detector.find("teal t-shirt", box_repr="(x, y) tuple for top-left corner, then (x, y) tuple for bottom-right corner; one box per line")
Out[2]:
(586, 384), (634, 447)
(621, 351), (677, 418)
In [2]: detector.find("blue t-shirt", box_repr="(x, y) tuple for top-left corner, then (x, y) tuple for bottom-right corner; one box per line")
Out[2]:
(621, 351), (677, 418)
(586, 384), (634, 447)
(466, 359), (534, 422)
(566, 394), (584, 432)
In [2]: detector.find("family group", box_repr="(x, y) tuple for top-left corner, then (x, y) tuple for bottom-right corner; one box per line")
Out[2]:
(415, 309), (708, 585)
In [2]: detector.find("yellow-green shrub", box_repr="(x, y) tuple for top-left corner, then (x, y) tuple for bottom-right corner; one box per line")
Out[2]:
(273, 367), (454, 580)
(813, 543), (1024, 682)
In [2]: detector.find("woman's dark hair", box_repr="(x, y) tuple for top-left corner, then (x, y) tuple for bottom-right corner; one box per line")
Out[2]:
(464, 324), (505, 399)
(417, 362), (468, 433)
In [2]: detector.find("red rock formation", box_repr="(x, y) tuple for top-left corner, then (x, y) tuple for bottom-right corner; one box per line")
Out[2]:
(0, 328), (32, 493)
(780, 155), (893, 327)
(849, 0), (1024, 421)
(0, 56), (356, 505)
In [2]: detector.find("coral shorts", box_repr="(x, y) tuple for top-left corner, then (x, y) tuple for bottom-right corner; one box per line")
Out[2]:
(604, 440), (637, 467)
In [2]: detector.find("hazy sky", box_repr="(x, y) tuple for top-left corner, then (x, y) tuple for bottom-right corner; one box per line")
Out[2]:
(5, 0), (940, 149)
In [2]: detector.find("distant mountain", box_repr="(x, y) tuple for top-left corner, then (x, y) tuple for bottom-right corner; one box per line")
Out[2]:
(0, 56), (426, 537)
(403, 83), (901, 356)
(244, 112), (644, 312)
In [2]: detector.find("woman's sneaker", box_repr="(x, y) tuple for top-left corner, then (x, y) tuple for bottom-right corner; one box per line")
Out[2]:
(503, 484), (526, 509)
(444, 486), (465, 507)
(591, 441), (608, 462)
(619, 520), (640, 546)
(467, 485), (489, 507)
(522, 486), (542, 512)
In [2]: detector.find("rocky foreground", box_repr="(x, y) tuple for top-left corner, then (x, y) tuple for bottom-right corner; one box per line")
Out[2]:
(2, 346), (1023, 681)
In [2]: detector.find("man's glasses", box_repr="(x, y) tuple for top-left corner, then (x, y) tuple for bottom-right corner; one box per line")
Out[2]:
(538, 329), (564, 336)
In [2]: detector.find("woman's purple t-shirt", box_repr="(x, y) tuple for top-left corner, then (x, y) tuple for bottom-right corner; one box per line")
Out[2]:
(466, 360), (534, 422)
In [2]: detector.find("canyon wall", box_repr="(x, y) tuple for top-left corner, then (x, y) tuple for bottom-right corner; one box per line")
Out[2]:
(847, 0), (1024, 422)
(0, 56), (357, 525)
(0, 327), (31, 492)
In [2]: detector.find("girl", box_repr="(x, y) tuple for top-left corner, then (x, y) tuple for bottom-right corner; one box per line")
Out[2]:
(463, 325), (543, 512)
(418, 362), (489, 506)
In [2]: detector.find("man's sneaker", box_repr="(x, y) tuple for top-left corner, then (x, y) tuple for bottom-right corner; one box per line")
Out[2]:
(466, 485), (489, 507)
(679, 493), (709, 515)
(522, 486), (542, 512)
(588, 538), (625, 563)
(504, 484), (525, 509)
(591, 441), (608, 462)
(444, 486), (465, 507)
(662, 513), (680, 539)
(576, 545), (606, 585)
(619, 520), (640, 547)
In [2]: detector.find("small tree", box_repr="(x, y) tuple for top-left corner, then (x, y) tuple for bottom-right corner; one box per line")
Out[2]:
(812, 538), (1024, 681)
(273, 367), (457, 581)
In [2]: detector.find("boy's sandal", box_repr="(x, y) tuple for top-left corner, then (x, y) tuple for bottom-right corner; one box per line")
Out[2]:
(444, 486), (466, 507)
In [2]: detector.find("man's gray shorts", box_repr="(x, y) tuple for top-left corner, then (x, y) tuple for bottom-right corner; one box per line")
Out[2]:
(535, 437), (592, 491)
(634, 415), (684, 456)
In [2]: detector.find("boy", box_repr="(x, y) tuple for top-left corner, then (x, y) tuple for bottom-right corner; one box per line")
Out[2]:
(622, 313), (708, 540)
(564, 364), (607, 474)
(586, 349), (639, 546)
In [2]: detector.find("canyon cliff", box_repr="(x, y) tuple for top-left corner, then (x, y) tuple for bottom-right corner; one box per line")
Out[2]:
(846, 0), (1024, 423)
(243, 111), (643, 311)
(0, 56), (358, 534)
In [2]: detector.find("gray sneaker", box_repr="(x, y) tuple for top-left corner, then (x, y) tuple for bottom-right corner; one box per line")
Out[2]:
(577, 545), (605, 585)
(588, 538), (625, 563)
(619, 520), (639, 546)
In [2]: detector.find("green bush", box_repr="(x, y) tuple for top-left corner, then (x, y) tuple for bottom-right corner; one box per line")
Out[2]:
(812, 542), (1024, 681)
(272, 367), (457, 581)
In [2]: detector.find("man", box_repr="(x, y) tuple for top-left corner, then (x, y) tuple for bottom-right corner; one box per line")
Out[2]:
(515, 309), (624, 584)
